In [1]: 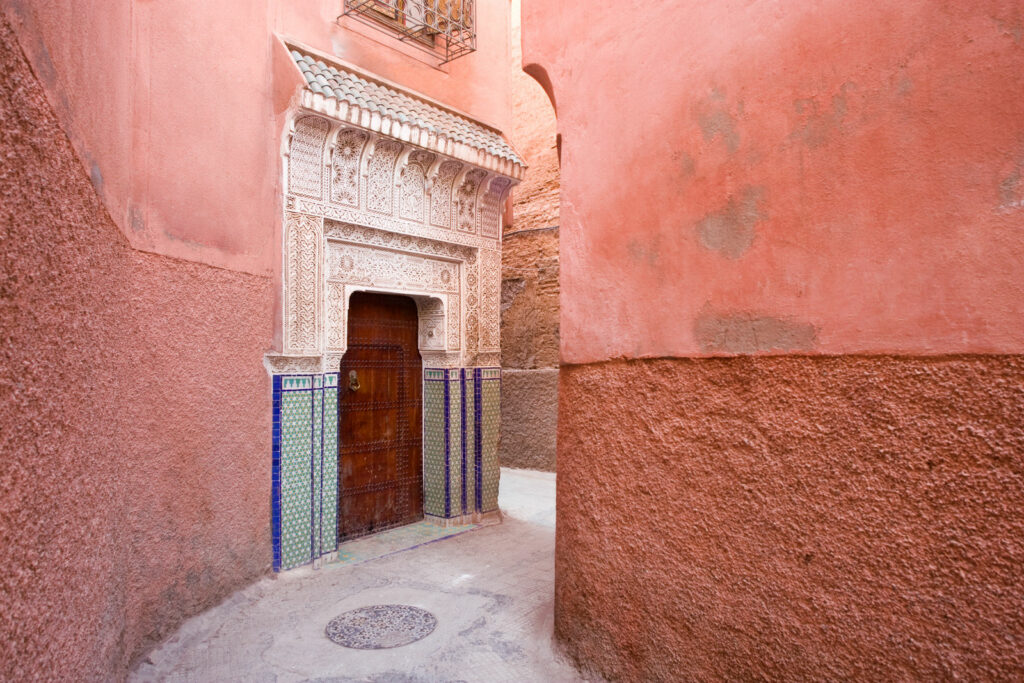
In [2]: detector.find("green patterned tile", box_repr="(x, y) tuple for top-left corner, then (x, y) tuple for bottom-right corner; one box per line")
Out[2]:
(479, 371), (500, 513)
(321, 373), (339, 552)
(281, 382), (312, 569)
(423, 371), (446, 517)
(447, 372), (462, 516)
(463, 372), (476, 515)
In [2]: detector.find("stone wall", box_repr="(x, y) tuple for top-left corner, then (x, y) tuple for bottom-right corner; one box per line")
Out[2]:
(500, 0), (560, 471)
(0, 18), (273, 680)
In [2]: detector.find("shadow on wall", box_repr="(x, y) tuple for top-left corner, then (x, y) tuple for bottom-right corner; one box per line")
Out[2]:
(499, 0), (560, 472)
(0, 15), (272, 681)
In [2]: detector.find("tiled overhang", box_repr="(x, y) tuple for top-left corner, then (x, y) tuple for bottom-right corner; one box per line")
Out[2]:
(289, 45), (525, 180)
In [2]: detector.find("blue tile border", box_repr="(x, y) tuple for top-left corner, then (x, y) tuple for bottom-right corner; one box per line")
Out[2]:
(443, 369), (451, 518)
(271, 374), (283, 572)
(460, 367), (468, 515)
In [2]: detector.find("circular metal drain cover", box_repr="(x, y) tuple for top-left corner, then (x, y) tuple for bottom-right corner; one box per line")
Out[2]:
(325, 605), (437, 649)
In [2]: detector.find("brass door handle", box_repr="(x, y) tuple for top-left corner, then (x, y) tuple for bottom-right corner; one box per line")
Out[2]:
(348, 370), (360, 392)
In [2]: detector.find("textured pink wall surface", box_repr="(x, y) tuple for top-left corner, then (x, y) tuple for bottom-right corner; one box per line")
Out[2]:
(0, 16), (273, 680)
(520, 0), (1024, 679)
(522, 0), (1024, 361)
(558, 359), (1024, 681)
(1, 0), (513, 277)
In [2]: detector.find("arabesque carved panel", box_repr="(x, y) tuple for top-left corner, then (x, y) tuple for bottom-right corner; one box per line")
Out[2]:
(285, 211), (322, 352)
(332, 129), (368, 207)
(289, 116), (329, 200)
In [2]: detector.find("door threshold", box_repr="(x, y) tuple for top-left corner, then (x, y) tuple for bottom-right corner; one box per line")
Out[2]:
(322, 519), (480, 569)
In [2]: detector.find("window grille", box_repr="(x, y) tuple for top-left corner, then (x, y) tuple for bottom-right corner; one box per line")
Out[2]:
(341, 0), (476, 64)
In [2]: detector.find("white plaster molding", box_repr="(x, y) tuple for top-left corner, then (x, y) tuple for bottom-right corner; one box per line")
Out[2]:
(264, 354), (324, 375)
(277, 111), (506, 374)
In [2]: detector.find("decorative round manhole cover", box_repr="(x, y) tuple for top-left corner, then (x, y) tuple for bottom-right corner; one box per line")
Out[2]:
(325, 605), (438, 649)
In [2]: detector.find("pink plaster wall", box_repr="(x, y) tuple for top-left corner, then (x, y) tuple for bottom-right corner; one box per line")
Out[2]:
(0, 15), (274, 679)
(521, 1), (1024, 679)
(2, 3), (516, 679)
(522, 0), (1024, 362)
(2, 0), (514, 277)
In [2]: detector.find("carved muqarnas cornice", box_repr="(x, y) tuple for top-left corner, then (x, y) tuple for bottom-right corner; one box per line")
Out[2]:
(288, 46), (524, 179)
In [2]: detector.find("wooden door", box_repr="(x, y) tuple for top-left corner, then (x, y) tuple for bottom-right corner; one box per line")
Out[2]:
(338, 292), (424, 541)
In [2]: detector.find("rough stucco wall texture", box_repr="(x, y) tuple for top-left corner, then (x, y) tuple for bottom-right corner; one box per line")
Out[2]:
(516, 0), (1024, 677)
(557, 358), (1024, 681)
(0, 17), (273, 680)
(498, 368), (558, 472)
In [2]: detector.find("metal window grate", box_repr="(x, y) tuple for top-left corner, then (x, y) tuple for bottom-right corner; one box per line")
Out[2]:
(341, 0), (476, 65)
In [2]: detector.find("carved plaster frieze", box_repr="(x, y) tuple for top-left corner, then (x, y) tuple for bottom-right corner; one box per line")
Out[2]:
(264, 354), (323, 375)
(327, 242), (459, 294)
(478, 248), (501, 352)
(366, 139), (402, 214)
(471, 352), (502, 368)
(399, 151), (435, 223)
(331, 129), (368, 207)
(285, 211), (322, 354)
(417, 298), (446, 351)
(480, 177), (511, 239)
(286, 113), (511, 247)
(287, 195), (496, 251)
(420, 350), (464, 368)
(456, 169), (488, 233)
(320, 222), (473, 359)
(323, 220), (473, 259)
(430, 160), (461, 228)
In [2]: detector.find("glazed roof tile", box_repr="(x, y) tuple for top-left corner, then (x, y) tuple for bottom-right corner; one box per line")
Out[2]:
(290, 49), (524, 177)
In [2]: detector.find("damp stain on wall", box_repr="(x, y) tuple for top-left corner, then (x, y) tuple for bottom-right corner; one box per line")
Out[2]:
(694, 186), (766, 259)
(694, 308), (817, 354)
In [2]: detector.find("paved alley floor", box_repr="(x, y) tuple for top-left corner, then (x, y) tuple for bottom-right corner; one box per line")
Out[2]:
(131, 468), (584, 683)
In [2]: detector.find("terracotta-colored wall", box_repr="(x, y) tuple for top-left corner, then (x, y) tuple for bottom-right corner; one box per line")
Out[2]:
(2, 0), (513, 277)
(521, 0), (1024, 678)
(499, 0), (559, 470)
(559, 358), (1024, 680)
(0, 3), (517, 678)
(523, 0), (1024, 361)
(0, 17), (273, 680)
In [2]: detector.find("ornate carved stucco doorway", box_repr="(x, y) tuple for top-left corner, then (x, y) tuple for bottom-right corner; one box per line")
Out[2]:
(264, 44), (522, 571)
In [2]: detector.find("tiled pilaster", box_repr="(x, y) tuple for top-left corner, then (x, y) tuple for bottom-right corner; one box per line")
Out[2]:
(271, 372), (339, 572)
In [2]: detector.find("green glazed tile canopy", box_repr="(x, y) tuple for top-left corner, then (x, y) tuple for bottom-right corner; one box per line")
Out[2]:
(289, 46), (525, 178)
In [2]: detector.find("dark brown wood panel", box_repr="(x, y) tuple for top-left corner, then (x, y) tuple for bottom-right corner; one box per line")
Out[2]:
(338, 292), (423, 541)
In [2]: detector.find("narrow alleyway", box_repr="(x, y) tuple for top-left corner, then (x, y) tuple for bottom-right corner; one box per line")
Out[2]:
(131, 469), (583, 682)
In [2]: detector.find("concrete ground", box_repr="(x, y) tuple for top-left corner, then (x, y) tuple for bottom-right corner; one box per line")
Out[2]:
(131, 468), (585, 683)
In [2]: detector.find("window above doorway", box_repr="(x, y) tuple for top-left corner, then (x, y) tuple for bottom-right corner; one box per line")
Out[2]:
(340, 0), (476, 65)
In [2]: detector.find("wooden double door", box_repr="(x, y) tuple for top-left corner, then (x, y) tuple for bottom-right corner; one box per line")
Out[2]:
(338, 292), (424, 541)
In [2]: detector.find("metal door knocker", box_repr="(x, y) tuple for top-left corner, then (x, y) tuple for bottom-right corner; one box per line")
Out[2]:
(348, 370), (361, 392)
